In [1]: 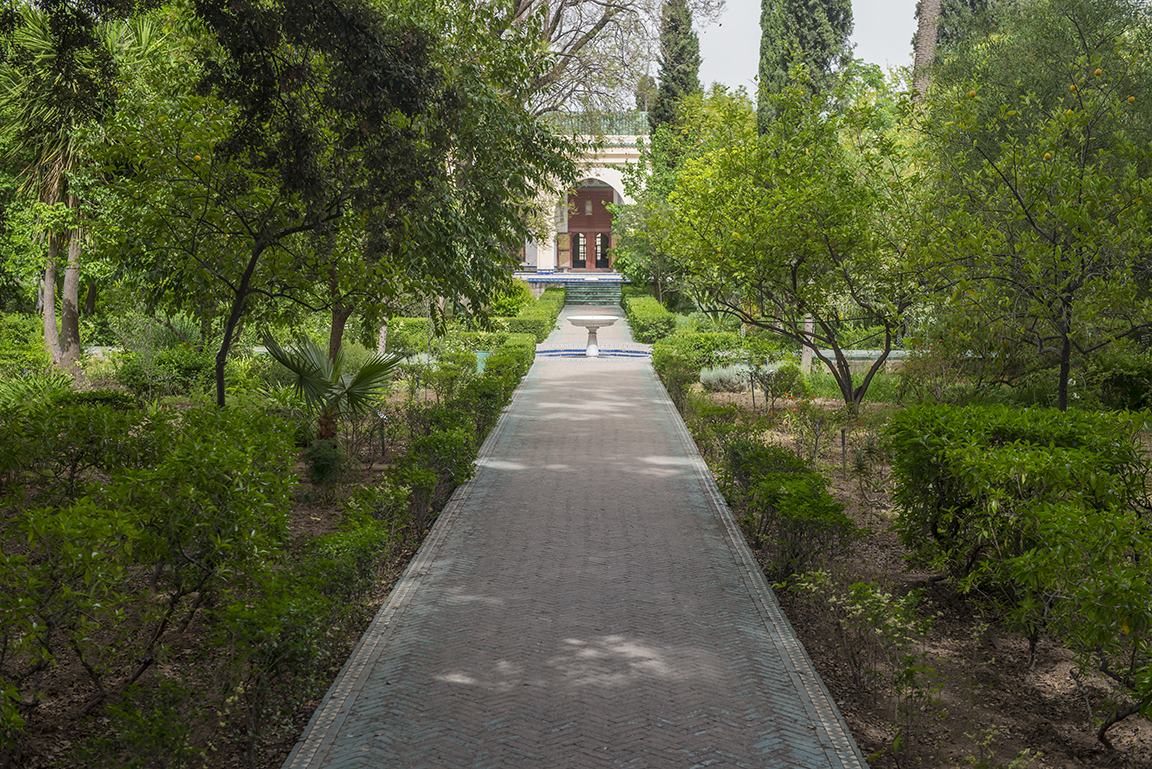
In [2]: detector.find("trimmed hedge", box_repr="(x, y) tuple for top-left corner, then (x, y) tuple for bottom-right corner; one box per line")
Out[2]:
(116, 346), (215, 398)
(718, 436), (858, 579)
(384, 317), (435, 355)
(506, 290), (564, 343)
(886, 404), (1149, 583)
(621, 294), (675, 344)
(885, 406), (1152, 742)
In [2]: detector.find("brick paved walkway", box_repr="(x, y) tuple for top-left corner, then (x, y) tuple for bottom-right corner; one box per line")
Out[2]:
(283, 306), (868, 768)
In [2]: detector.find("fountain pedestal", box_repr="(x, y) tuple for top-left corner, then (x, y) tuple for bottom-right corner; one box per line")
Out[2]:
(567, 316), (619, 357)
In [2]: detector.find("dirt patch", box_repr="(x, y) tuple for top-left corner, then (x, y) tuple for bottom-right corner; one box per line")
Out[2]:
(715, 389), (1152, 768)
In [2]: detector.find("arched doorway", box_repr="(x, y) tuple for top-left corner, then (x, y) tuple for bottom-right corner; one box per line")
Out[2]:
(558, 182), (616, 271)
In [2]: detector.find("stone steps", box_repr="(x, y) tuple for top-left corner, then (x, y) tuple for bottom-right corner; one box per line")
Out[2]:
(565, 282), (621, 305)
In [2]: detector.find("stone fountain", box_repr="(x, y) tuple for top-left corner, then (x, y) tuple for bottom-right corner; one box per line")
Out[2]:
(567, 315), (619, 357)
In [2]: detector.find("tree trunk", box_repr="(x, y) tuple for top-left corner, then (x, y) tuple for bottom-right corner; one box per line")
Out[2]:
(1057, 330), (1071, 412)
(58, 215), (83, 375)
(215, 246), (264, 407)
(43, 238), (61, 366)
(83, 282), (97, 316)
(377, 320), (388, 355)
(913, 0), (941, 100)
(328, 304), (354, 362)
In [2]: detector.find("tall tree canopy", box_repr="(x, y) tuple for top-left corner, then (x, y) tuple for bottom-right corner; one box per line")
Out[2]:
(916, 0), (1152, 410)
(89, 0), (579, 406)
(648, 0), (701, 133)
(757, 0), (853, 127)
(506, 0), (721, 114)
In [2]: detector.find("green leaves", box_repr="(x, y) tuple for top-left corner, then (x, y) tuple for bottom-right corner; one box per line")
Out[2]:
(916, 0), (1152, 410)
(263, 334), (401, 438)
(886, 402), (1152, 743)
(655, 83), (917, 406)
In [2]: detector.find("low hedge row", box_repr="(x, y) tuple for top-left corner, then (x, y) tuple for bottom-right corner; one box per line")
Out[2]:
(384, 317), (435, 355)
(506, 288), (565, 343)
(0, 321), (542, 766)
(621, 293), (675, 344)
(886, 404), (1148, 583)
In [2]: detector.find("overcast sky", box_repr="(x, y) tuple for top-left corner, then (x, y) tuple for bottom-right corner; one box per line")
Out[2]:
(697, 0), (920, 94)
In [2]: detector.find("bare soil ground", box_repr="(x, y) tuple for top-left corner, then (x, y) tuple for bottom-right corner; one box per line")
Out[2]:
(711, 390), (1152, 769)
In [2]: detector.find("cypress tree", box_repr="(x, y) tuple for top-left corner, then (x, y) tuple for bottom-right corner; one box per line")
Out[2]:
(648, 0), (701, 134)
(757, 0), (853, 128)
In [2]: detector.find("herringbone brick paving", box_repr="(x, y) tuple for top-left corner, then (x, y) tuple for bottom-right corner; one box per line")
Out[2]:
(283, 306), (868, 768)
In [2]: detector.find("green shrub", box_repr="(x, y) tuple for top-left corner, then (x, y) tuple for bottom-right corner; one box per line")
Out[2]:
(342, 483), (409, 527)
(384, 317), (435, 355)
(0, 401), (176, 505)
(78, 312), (117, 347)
(115, 346), (214, 399)
(390, 428), (475, 532)
(1088, 348), (1152, 411)
(483, 335), (535, 395)
(427, 348), (477, 401)
(651, 344), (696, 412)
(886, 404), (1147, 583)
(307, 513), (394, 601)
(0, 313), (49, 376)
(652, 333), (758, 411)
(505, 309), (553, 343)
(213, 571), (332, 765)
(539, 286), (566, 310)
(491, 281), (534, 317)
(108, 405), (295, 598)
(621, 294), (675, 344)
(761, 363), (808, 406)
(505, 290), (564, 343)
(886, 403), (1151, 686)
(54, 389), (139, 411)
(1009, 502), (1152, 746)
(719, 437), (858, 579)
(302, 439), (350, 489)
(451, 375), (507, 443)
(452, 330), (510, 353)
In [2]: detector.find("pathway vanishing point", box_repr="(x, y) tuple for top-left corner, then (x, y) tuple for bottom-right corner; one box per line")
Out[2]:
(283, 305), (869, 768)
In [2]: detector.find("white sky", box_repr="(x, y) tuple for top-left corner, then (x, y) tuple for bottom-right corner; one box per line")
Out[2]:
(697, 0), (920, 94)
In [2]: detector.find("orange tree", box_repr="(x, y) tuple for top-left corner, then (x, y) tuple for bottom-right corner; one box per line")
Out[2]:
(914, 0), (1152, 411)
(657, 81), (925, 407)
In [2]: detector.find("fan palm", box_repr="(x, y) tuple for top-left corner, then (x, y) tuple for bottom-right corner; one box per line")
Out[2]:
(264, 336), (402, 441)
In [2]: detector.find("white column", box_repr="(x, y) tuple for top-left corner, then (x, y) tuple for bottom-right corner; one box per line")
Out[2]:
(536, 235), (556, 273)
(801, 315), (815, 374)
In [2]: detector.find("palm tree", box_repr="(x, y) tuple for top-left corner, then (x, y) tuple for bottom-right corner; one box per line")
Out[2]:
(0, 7), (164, 375)
(913, 0), (942, 100)
(264, 336), (403, 441)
